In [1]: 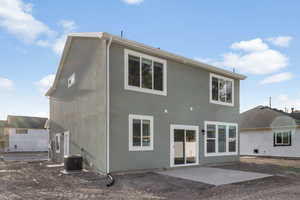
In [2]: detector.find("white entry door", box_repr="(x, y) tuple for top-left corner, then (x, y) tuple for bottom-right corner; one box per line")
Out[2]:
(64, 131), (70, 156)
(170, 125), (199, 167)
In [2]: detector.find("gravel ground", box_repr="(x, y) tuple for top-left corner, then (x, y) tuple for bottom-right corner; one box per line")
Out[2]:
(0, 158), (300, 200)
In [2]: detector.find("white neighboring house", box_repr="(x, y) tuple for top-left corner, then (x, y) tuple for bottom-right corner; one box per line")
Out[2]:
(240, 106), (300, 158)
(5, 115), (49, 152)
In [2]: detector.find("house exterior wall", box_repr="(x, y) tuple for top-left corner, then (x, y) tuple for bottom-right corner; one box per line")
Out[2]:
(7, 128), (48, 152)
(49, 37), (107, 173)
(109, 43), (241, 172)
(240, 129), (300, 157)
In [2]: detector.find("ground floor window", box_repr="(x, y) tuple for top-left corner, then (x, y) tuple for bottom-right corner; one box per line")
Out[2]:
(129, 114), (154, 151)
(274, 130), (291, 146)
(55, 133), (61, 153)
(205, 121), (238, 156)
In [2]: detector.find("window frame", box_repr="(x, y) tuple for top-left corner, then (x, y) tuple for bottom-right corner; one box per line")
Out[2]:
(124, 49), (167, 96)
(274, 130), (292, 147)
(209, 73), (234, 107)
(204, 121), (238, 157)
(128, 114), (154, 151)
(16, 128), (28, 134)
(67, 73), (75, 88)
(55, 133), (61, 153)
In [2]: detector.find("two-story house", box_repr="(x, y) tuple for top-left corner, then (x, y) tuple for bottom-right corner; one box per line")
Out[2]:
(46, 32), (246, 174)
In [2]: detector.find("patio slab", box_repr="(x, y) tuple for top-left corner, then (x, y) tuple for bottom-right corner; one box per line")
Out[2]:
(157, 167), (272, 186)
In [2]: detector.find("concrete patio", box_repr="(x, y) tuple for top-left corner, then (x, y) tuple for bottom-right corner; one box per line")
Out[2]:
(157, 166), (272, 186)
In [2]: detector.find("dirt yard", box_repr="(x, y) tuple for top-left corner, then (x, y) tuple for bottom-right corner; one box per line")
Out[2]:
(1, 157), (300, 200)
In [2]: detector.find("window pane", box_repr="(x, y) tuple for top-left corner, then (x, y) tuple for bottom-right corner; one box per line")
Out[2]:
(142, 58), (152, 89)
(142, 120), (151, 147)
(186, 130), (196, 164)
(56, 136), (59, 150)
(276, 132), (282, 144)
(218, 125), (226, 153)
(128, 55), (140, 87)
(154, 62), (163, 91)
(207, 140), (215, 153)
(219, 79), (226, 102)
(212, 77), (219, 101)
(229, 126), (236, 138)
(229, 141), (236, 152)
(207, 124), (216, 138)
(226, 80), (233, 103)
(229, 126), (236, 152)
(133, 119), (141, 146)
(174, 129), (185, 165)
(283, 132), (290, 144)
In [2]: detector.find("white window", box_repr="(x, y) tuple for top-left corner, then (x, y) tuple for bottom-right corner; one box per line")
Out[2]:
(68, 73), (75, 88)
(16, 129), (28, 134)
(274, 130), (291, 146)
(204, 121), (238, 156)
(55, 133), (61, 153)
(210, 73), (234, 106)
(129, 114), (154, 151)
(124, 49), (167, 96)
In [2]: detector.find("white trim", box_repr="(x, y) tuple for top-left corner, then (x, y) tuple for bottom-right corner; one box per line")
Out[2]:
(124, 49), (167, 96)
(55, 133), (61, 153)
(204, 121), (238, 157)
(67, 73), (75, 88)
(106, 37), (112, 174)
(128, 114), (154, 151)
(209, 73), (234, 107)
(274, 130), (291, 146)
(64, 131), (70, 156)
(170, 124), (199, 168)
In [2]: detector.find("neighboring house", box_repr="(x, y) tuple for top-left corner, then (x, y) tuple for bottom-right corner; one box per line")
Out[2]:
(240, 106), (300, 158)
(3, 116), (49, 152)
(46, 32), (246, 174)
(0, 120), (8, 152)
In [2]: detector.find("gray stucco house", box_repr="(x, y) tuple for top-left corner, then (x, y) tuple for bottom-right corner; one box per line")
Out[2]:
(46, 32), (246, 174)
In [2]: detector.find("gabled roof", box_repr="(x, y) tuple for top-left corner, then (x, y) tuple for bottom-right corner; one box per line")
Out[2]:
(46, 32), (247, 96)
(240, 106), (300, 131)
(6, 115), (48, 129)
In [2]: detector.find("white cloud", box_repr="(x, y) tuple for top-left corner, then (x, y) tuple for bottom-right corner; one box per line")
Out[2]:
(122, 0), (144, 5)
(267, 36), (293, 47)
(222, 49), (288, 74)
(35, 74), (55, 93)
(0, 0), (54, 43)
(274, 94), (300, 111)
(260, 72), (293, 85)
(0, 77), (13, 90)
(198, 37), (289, 75)
(52, 20), (77, 55)
(0, 0), (77, 55)
(231, 38), (269, 52)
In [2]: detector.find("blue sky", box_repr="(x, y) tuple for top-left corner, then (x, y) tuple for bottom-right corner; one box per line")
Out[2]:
(0, 0), (299, 119)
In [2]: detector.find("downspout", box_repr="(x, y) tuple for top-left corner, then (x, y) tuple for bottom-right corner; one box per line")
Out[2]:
(106, 37), (112, 175)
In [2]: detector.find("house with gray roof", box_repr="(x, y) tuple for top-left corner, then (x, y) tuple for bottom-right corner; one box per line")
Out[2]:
(240, 106), (300, 158)
(46, 32), (246, 174)
(2, 115), (49, 152)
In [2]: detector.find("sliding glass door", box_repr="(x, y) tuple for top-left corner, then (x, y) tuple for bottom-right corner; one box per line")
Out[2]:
(171, 125), (199, 167)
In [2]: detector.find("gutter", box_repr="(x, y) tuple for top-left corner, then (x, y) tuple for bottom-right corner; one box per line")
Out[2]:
(105, 37), (112, 174)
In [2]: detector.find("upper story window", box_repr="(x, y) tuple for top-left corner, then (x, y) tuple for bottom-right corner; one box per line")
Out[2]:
(68, 73), (75, 88)
(124, 49), (167, 96)
(274, 130), (291, 146)
(210, 73), (234, 106)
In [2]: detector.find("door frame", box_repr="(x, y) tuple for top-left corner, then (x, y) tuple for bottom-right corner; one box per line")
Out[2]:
(170, 124), (199, 167)
(63, 131), (70, 156)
